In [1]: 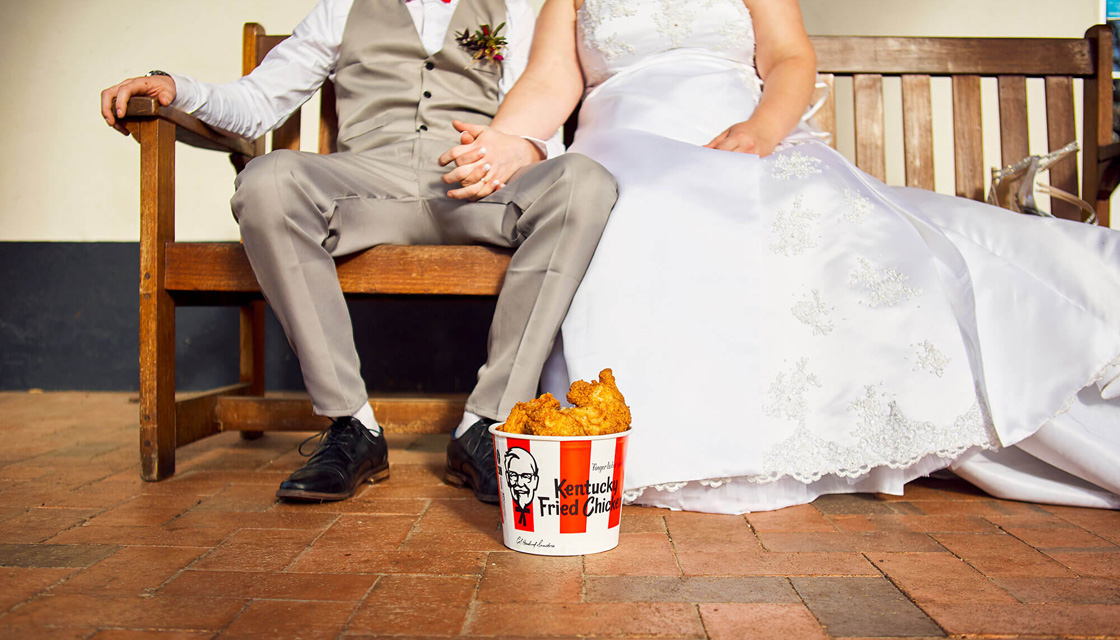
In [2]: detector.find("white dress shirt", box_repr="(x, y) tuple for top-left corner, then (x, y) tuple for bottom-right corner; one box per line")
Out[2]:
(170, 0), (559, 154)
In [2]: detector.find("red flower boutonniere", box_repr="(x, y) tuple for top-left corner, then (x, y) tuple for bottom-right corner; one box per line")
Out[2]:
(455, 22), (507, 65)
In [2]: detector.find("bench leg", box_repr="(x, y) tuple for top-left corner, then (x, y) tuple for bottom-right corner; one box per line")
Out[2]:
(139, 291), (176, 479)
(137, 117), (177, 481)
(239, 300), (267, 441)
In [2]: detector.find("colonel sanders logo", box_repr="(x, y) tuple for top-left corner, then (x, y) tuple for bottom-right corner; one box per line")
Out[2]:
(503, 447), (538, 526)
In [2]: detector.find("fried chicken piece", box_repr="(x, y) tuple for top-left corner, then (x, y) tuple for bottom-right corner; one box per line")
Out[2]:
(503, 393), (560, 435)
(564, 369), (632, 436)
(498, 369), (631, 436)
(501, 400), (531, 435)
(525, 393), (586, 437)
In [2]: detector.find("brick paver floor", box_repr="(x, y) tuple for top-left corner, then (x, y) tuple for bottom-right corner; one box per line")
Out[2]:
(1, 391), (1118, 639)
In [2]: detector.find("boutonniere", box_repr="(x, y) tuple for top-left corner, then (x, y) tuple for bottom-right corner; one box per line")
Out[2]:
(456, 22), (507, 64)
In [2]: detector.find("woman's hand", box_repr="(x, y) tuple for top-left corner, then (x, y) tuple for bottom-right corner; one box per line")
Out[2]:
(704, 119), (782, 157)
(439, 120), (543, 200)
(100, 75), (177, 135)
(435, 0), (583, 200)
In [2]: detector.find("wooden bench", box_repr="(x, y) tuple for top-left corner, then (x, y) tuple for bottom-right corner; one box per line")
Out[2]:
(119, 23), (1115, 481)
(812, 27), (1115, 224)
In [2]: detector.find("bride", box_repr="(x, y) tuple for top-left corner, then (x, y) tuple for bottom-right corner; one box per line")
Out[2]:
(440, 0), (1120, 513)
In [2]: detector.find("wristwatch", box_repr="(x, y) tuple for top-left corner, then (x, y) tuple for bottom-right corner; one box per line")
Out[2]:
(147, 70), (171, 77)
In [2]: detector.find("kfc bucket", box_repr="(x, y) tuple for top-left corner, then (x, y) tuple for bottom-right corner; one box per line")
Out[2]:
(490, 425), (630, 556)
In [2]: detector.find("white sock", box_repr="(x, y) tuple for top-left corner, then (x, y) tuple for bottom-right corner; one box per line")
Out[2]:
(452, 411), (483, 438)
(351, 403), (381, 436)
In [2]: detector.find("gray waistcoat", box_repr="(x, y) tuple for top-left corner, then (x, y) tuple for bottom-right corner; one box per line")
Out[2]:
(334, 0), (505, 154)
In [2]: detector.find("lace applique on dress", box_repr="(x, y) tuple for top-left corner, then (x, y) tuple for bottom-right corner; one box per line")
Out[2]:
(699, 477), (733, 488)
(770, 196), (820, 256)
(578, 0), (638, 63)
(847, 385), (997, 462)
(651, 0), (698, 48)
(622, 488), (644, 503)
(763, 358), (822, 428)
(598, 34), (637, 60)
(577, 0), (758, 87)
(714, 2), (752, 52)
(843, 188), (873, 223)
(580, 0), (638, 33)
(623, 384), (998, 502)
(850, 257), (923, 307)
(772, 151), (823, 180)
(622, 478), (731, 503)
(912, 340), (950, 377)
(752, 385), (996, 484)
(792, 289), (834, 336)
(717, 22), (748, 51)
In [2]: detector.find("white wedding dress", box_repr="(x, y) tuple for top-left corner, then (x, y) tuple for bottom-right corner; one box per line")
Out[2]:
(546, 0), (1120, 514)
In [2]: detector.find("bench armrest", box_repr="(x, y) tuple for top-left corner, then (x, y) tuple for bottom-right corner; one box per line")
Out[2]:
(121, 96), (258, 158)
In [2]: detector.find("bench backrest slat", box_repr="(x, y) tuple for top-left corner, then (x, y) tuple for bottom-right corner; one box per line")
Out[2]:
(853, 73), (886, 181)
(901, 74), (935, 190)
(1046, 76), (1081, 219)
(249, 25), (337, 154)
(951, 75), (985, 201)
(815, 74), (837, 153)
(997, 75), (1030, 167)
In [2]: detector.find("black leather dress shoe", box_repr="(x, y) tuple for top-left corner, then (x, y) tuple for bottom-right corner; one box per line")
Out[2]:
(276, 417), (389, 501)
(444, 417), (499, 503)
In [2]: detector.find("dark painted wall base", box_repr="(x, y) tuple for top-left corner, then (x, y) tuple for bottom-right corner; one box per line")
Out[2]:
(0, 242), (493, 393)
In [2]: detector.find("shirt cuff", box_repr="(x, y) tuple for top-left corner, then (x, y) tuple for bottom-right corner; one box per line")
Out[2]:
(168, 72), (207, 114)
(523, 131), (567, 161)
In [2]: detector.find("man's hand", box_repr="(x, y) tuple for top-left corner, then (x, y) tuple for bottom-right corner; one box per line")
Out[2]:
(704, 119), (781, 157)
(438, 120), (544, 200)
(100, 75), (177, 135)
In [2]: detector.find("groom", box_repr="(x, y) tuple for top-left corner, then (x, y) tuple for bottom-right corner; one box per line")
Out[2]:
(101, 0), (616, 503)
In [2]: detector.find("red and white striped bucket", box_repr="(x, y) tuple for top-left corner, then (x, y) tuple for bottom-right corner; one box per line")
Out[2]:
(489, 424), (630, 556)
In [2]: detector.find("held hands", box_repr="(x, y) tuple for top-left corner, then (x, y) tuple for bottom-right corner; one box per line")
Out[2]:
(439, 120), (544, 200)
(100, 75), (176, 135)
(704, 119), (782, 157)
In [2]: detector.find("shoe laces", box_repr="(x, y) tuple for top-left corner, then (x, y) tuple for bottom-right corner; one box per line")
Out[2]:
(298, 418), (358, 464)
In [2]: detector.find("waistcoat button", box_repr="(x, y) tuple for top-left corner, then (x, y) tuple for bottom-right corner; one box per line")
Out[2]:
(418, 124), (428, 131)
(423, 91), (432, 98)
(425, 61), (435, 70)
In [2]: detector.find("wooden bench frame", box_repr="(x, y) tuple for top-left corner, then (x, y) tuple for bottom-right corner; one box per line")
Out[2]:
(120, 23), (1115, 481)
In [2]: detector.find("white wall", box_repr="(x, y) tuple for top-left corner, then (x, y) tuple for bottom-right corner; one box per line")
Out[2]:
(0, 0), (1106, 242)
(801, 0), (1099, 38)
(1, 1), (314, 243)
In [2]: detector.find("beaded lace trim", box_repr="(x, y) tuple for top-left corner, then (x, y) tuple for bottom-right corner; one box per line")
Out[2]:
(650, 0), (698, 48)
(843, 188), (872, 223)
(792, 289), (834, 336)
(763, 358), (822, 429)
(578, 0), (757, 90)
(912, 340), (950, 378)
(850, 258), (923, 308)
(577, 0), (638, 76)
(623, 384), (998, 503)
(715, 7), (753, 53)
(769, 196), (821, 256)
(625, 348), (1120, 505)
(772, 151), (823, 180)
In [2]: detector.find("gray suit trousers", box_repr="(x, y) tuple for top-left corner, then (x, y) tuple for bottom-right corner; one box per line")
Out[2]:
(231, 138), (616, 420)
